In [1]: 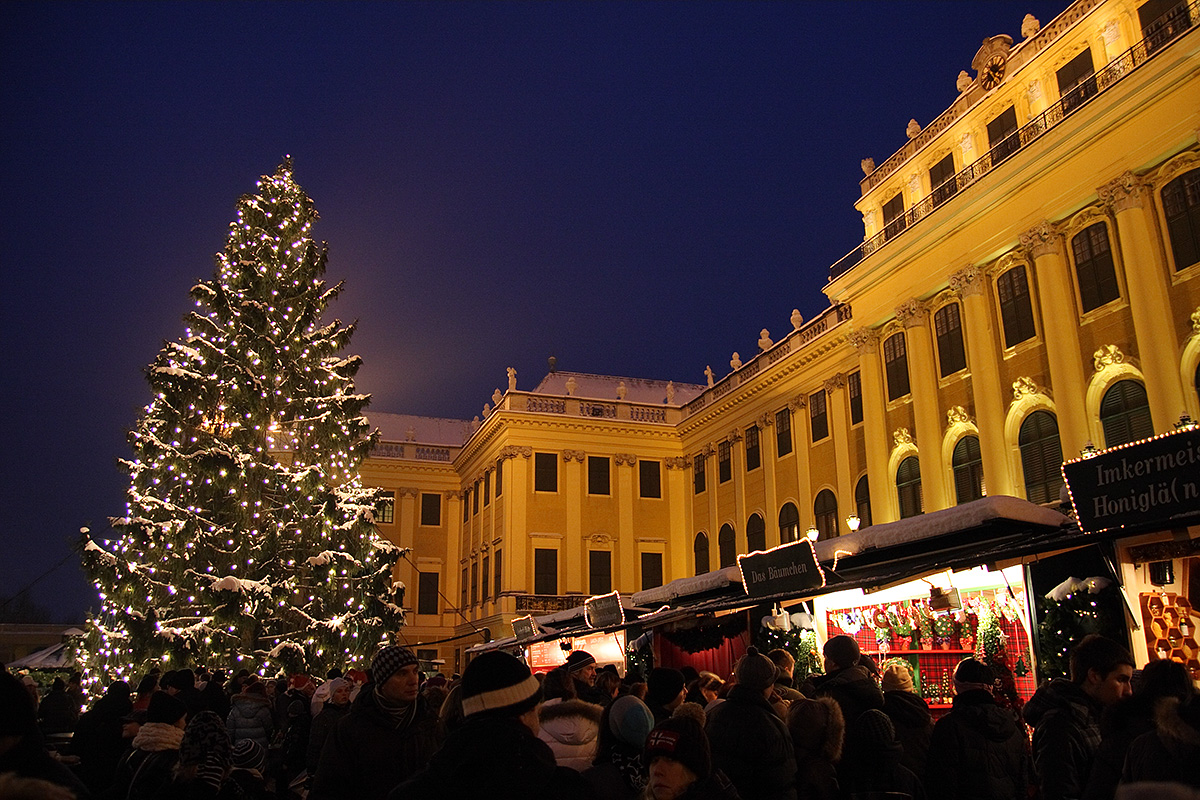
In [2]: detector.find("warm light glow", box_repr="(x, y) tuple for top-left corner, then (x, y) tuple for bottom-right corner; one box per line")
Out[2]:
(846, 514), (861, 532)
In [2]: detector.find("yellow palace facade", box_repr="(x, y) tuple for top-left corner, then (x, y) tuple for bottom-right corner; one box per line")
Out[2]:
(361, 0), (1200, 672)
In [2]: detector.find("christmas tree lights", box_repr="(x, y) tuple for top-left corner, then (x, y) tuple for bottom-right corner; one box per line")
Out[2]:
(79, 159), (404, 689)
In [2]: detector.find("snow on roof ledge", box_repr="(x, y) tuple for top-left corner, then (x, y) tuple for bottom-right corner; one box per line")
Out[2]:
(814, 495), (1068, 562)
(632, 566), (738, 607)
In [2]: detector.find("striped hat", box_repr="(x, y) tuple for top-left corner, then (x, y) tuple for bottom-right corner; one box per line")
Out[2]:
(460, 651), (542, 719)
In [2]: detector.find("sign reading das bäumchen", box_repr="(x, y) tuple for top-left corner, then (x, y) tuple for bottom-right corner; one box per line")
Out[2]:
(737, 539), (823, 599)
(1063, 426), (1200, 533)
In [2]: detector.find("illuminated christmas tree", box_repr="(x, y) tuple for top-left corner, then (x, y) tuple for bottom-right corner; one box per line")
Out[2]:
(80, 159), (404, 685)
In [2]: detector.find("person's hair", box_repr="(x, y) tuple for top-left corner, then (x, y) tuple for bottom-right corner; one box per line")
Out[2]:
(1138, 659), (1194, 704)
(596, 669), (621, 699)
(696, 672), (725, 694)
(541, 666), (577, 702)
(245, 681), (267, 696)
(136, 674), (159, 695)
(52, 677), (66, 691)
(438, 683), (466, 738)
(421, 684), (448, 710)
(787, 696), (845, 764)
(630, 681), (648, 700)
(767, 648), (795, 672)
(1069, 634), (1135, 683)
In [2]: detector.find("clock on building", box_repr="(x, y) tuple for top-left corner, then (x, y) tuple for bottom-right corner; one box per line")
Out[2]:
(980, 53), (1007, 90)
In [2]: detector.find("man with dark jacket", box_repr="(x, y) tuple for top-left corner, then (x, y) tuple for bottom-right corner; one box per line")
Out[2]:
(198, 668), (231, 720)
(390, 650), (594, 799)
(311, 645), (440, 800)
(807, 634), (884, 725)
(1023, 634), (1134, 800)
(925, 658), (1030, 800)
(72, 679), (132, 792)
(706, 646), (797, 800)
(768, 648), (806, 705)
(566, 650), (611, 706)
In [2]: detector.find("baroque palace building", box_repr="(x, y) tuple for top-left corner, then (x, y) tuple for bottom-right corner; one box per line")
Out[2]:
(361, 0), (1200, 673)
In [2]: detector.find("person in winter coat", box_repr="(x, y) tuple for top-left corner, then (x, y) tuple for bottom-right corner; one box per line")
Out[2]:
(706, 646), (797, 800)
(228, 739), (272, 800)
(646, 668), (687, 723)
(38, 677), (80, 735)
(1083, 658), (1194, 800)
(72, 679), (133, 793)
(841, 708), (927, 799)
(389, 650), (593, 800)
(156, 710), (238, 799)
(924, 658), (1030, 800)
(0, 670), (92, 799)
(1121, 693), (1200, 789)
(584, 694), (656, 800)
(787, 696), (844, 800)
(565, 650), (613, 707)
(767, 649), (805, 705)
(806, 634), (885, 726)
(306, 677), (351, 777)
(311, 645), (441, 800)
(643, 715), (741, 800)
(132, 674), (158, 712)
(112, 691), (188, 800)
(880, 660), (934, 778)
(198, 670), (231, 721)
(538, 666), (604, 771)
(1023, 634), (1134, 800)
(226, 680), (274, 748)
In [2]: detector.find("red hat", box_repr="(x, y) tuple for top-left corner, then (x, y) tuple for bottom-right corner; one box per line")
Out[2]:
(289, 674), (311, 690)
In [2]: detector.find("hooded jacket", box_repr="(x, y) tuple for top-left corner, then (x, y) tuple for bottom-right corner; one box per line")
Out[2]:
(809, 664), (885, 725)
(883, 688), (934, 778)
(1121, 696), (1200, 787)
(1023, 678), (1103, 800)
(706, 684), (798, 800)
(537, 697), (604, 771)
(925, 689), (1031, 800)
(226, 692), (274, 747)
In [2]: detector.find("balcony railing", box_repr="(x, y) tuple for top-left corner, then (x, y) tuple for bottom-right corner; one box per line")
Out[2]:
(829, 1), (1197, 282)
(514, 594), (582, 614)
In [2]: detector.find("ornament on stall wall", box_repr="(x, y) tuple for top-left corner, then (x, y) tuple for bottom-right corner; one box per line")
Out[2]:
(1014, 655), (1029, 677)
(933, 615), (954, 649)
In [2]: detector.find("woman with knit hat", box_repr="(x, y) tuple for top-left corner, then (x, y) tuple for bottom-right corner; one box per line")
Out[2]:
(583, 694), (656, 799)
(642, 715), (740, 799)
(925, 658), (1030, 800)
(705, 646), (797, 800)
(306, 677), (351, 779)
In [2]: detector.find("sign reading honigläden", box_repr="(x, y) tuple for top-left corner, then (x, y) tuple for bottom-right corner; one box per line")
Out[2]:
(1063, 427), (1200, 533)
(737, 539), (823, 598)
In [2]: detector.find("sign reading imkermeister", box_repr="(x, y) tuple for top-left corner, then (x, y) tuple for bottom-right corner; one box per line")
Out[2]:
(1063, 427), (1200, 533)
(737, 540), (823, 598)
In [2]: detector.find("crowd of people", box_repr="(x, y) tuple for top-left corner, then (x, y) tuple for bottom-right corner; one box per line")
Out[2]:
(2, 632), (1200, 799)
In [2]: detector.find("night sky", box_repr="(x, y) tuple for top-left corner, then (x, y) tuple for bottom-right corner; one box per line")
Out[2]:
(1, 1), (1067, 622)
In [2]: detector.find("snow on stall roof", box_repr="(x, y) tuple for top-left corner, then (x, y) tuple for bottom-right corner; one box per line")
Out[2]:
(531, 371), (706, 406)
(813, 495), (1068, 562)
(632, 567), (739, 606)
(365, 412), (471, 446)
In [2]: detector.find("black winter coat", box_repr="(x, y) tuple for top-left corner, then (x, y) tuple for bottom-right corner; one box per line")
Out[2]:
(1121, 696), (1200, 788)
(309, 685), (440, 800)
(73, 691), (133, 792)
(809, 665), (884, 725)
(706, 684), (798, 800)
(389, 714), (595, 800)
(1023, 678), (1103, 800)
(883, 689), (933, 778)
(1081, 691), (1160, 800)
(925, 689), (1030, 800)
(306, 700), (349, 775)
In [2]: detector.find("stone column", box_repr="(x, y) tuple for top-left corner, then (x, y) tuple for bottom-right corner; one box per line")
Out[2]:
(665, 458), (690, 581)
(825, 373), (854, 534)
(614, 453), (637, 592)
(1099, 172), (1186, 431)
(949, 265), (1015, 497)
(562, 450), (585, 593)
(897, 299), (949, 510)
(1020, 222), (1090, 454)
(791, 396), (813, 530)
(501, 447), (530, 593)
(758, 413), (780, 546)
(396, 487), (419, 606)
(444, 489), (463, 623)
(849, 329), (894, 524)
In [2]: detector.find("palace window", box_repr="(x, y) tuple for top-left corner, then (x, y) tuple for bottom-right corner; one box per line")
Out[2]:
(462, 488), (470, 522)
(745, 425), (761, 471)
(589, 551), (612, 596)
(493, 550), (502, 598)
(810, 390), (828, 442)
(987, 106), (1019, 163)
(1019, 411), (1064, 504)
(1163, 168), (1200, 271)
(588, 456), (611, 496)
(779, 502), (800, 544)
(884, 333), (911, 400)
(472, 480), (479, 515)
(855, 475), (872, 528)
(376, 492), (395, 525)
(934, 303), (967, 376)
(417, 571), (439, 615)
(495, 459), (503, 496)
(997, 266), (1037, 347)
(534, 548), (558, 595)
(929, 152), (957, 206)
(952, 436), (984, 504)
(776, 408), (793, 456)
(641, 552), (663, 590)
(718, 441), (732, 483)
(483, 472), (490, 506)
(883, 191), (907, 239)
(718, 524), (737, 568)
(460, 567), (467, 608)
(814, 489), (838, 541)
(1100, 380), (1153, 448)
(897, 456), (923, 519)
(1141, 0), (1192, 53)
(694, 533), (710, 575)
(470, 561), (478, 606)
(534, 452), (558, 492)
(693, 454), (707, 494)
(481, 555), (489, 601)
(420, 492), (441, 526)
(1072, 223), (1120, 312)
(848, 371), (863, 424)
(746, 513), (766, 553)
(1057, 48), (1096, 114)
(639, 460), (661, 498)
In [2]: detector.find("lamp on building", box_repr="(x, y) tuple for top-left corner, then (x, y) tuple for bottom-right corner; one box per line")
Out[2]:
(806, 526), (820, 542)
(846, 514), (861, 532)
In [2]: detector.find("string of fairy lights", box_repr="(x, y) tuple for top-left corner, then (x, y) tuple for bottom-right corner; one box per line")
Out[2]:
(78, 160), (404, 691)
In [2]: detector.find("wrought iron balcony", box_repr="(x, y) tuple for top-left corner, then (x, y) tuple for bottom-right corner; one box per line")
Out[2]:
(828, 1), (1198, 282)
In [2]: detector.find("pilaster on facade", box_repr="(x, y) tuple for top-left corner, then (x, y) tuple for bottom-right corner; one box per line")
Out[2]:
(825, 372), (854, 531)
(896, 298), (948, 510)
(849, 327), (893, 524)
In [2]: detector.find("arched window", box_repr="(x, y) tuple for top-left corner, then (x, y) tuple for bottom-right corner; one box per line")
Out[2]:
(746, 514), (766, 553)
(952, 436), (984, 505)
(779, 503), (800, 545)
(884, 332), (910, 400)
(854, 476), (872, 528)
(814, 490), (838, 541)
(1071, 223), (1119, 312)
(1100, 380), (1153, 447)
(1020, 411), (1064, 504)
(1163, 168), (1200, 271)
(693, 533), (710, 575)
(897, 456), (922, 519)
(997, 266), (1037, 347)
(718, 524), (737, 568)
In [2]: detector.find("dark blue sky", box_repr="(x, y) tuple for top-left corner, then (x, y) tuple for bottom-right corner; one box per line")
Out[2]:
(0, 1), (1066, 621)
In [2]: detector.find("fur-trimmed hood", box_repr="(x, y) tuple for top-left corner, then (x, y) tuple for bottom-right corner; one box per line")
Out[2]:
(1152, 696), (1200, 761)
(538, 698), (603, 742)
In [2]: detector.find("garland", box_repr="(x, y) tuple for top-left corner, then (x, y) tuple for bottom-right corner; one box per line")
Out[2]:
(660, 615), (748, 654)
(1035, 582), (1123, 681)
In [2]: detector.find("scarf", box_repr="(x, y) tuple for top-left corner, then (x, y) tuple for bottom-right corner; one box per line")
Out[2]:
(133, 722), (185, 752)
(373, 685), (418, 729)
(610, 746), (646, 792)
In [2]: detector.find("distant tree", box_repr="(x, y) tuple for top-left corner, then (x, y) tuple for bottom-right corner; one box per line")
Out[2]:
(80, 159), (404, 686)
(0, 591), (52, 624)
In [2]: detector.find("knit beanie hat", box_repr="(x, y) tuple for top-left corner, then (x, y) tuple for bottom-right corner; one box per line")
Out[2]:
(147, 691), (188, 725)
(823, 634), (861, 669)
(231, 739), (267, 773)
(735, 646), (778, 692)
(644, 716), (712, 779)
(608, 694), (655, 749)
(566, 650), (597, 673)
(646, 667), (686, 709)
(170, 669), (196, 693)
(371, 645), (419, 685)
(849, 708), (897, 753)
(953, 658), (994, 695)
(460, 651), (542, 718)
(178, 711), (231, 770)
(881, 661), (914, 693)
